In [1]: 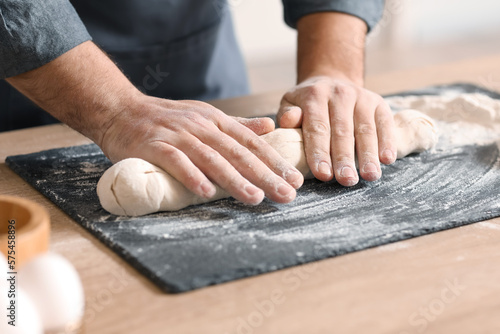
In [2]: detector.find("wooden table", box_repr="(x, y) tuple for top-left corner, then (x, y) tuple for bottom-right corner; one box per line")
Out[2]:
(2, 55), (500, 334)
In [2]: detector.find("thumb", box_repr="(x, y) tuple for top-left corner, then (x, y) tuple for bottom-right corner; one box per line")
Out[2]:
(277, 100), (303, 128)
(232, 116), (276, 135)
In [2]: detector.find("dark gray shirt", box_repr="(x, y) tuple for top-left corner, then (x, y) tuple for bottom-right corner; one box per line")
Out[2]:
(0, 0), (91, 78)
(0, 0), (384, 79)
(0, 0), (384, 131)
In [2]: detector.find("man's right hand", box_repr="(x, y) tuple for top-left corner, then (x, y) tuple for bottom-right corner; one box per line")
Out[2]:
(100, 96), (303, 204)
(7, 41), (303, 205)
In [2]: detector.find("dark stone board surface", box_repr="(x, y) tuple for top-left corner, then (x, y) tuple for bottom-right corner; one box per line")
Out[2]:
(6, 83), (500, 293)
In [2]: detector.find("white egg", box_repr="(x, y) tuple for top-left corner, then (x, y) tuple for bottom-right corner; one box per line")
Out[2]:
(19, 253), (85, 332)
(0, 287), (43, 334)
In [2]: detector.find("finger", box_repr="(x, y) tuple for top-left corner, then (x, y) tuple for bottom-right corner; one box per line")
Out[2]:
(277, 99), (303, 128)
(375, 102), (397, 165)
(329, 92), (358, 187)
(201, 130), (298, 203)
(233, 116), (275, 136)
(301, 97), (333, 182)
(218, 117), (303, 187)
(354, 101), (381, 182)
(178, 137), (266, 205)
(145, 141), (217, 199)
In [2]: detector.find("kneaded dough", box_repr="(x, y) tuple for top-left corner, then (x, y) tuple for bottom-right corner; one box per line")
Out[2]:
(97, 159), (228, 216)
(394, 109), (439, 158)
(97, 109), (438, 216)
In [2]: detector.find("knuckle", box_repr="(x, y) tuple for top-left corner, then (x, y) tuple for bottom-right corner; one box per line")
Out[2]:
(189, 106), (224, 124)
(228, 143), (249, 162)
(377, 107), (395, 125)
(333, 85), (356, 100)
(189, 100), (215, 111)
(310, 148), (330, 161)
(162, 146), (180, 161)
(198, 148), (220, 165)
(378, 116), (395, 131)
(360, 151), (378, 160)
(208, 107), (225, 119)
(152, 143), (180, 161)
(184, 112), (210, 127)
(223, 173), (245, 190)
(332, 122), (352, 139)
(368, 92), (384, 104)
(183, 173), (203, 190)
(376, 106), (392, 120)
(355, 122), (377, 136)
(275, 162), (293, 178)
(304, 84), (326, 100)
(333, 155), (354, 166)
(243, 134), (264, 152)
(305, 121), (330, 137)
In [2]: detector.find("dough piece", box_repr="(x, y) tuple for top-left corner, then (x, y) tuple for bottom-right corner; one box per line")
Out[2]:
(258, 127), (313, 179)
(387, 93), (500, 126)
(97, 109), (438, 216)
(97, 159), (229, 216)
(394, 109), (439, 158)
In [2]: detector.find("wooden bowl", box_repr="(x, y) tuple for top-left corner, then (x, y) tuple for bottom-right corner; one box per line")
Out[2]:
(0, 195), (50, 269)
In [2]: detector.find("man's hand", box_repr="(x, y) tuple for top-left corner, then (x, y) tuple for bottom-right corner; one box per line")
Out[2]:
(100, 97), (304, 205)
(7, 41), (303, 205)
(278, 75), (396, 186)
(278, 12), (397, 186)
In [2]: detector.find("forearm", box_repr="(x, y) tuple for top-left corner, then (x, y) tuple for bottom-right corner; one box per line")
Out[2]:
(296, 12), (367, 86)
(6, 41), (141, 146)
(7, 40), (302, 205)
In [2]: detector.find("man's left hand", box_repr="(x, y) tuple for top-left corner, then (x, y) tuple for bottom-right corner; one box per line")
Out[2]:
(277, 75), (397, 187)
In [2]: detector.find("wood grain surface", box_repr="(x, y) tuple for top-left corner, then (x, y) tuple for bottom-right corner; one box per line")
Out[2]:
(1, 55), (500, 333)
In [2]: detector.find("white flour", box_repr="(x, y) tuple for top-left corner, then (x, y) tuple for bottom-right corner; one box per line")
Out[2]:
(261, 92), (500, 246)
(386, 93), (500, 148)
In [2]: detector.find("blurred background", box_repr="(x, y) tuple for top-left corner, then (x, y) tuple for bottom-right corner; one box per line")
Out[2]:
(230, 0), (500, 94)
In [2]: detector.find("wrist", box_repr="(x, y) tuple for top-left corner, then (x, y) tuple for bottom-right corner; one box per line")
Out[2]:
(94, 87), (145, 147)
(297, 70), (364, 87)
(296, 12), (366, 88)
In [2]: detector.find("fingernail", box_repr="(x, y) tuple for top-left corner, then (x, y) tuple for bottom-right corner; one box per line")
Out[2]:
(340, 166), (355, 179)
(382, 149), (395, 162)
(200, 181), (216, 198)
(277, 183), (294, 198)
(362, 162), (378, 174)
(286, 170), (303, 188)
(318, 162), (332, 178)
(244, 184), (261, 197)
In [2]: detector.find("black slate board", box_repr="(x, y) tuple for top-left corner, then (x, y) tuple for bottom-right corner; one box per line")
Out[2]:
(6, 83), (500, 293)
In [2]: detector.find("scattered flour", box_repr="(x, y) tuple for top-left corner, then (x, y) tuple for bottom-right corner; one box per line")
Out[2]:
(383, 92), (500, 245)
(386, 93), (500, 148)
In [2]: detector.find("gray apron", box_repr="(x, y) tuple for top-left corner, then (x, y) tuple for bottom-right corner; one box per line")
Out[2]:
(0, 0), (249, 131)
